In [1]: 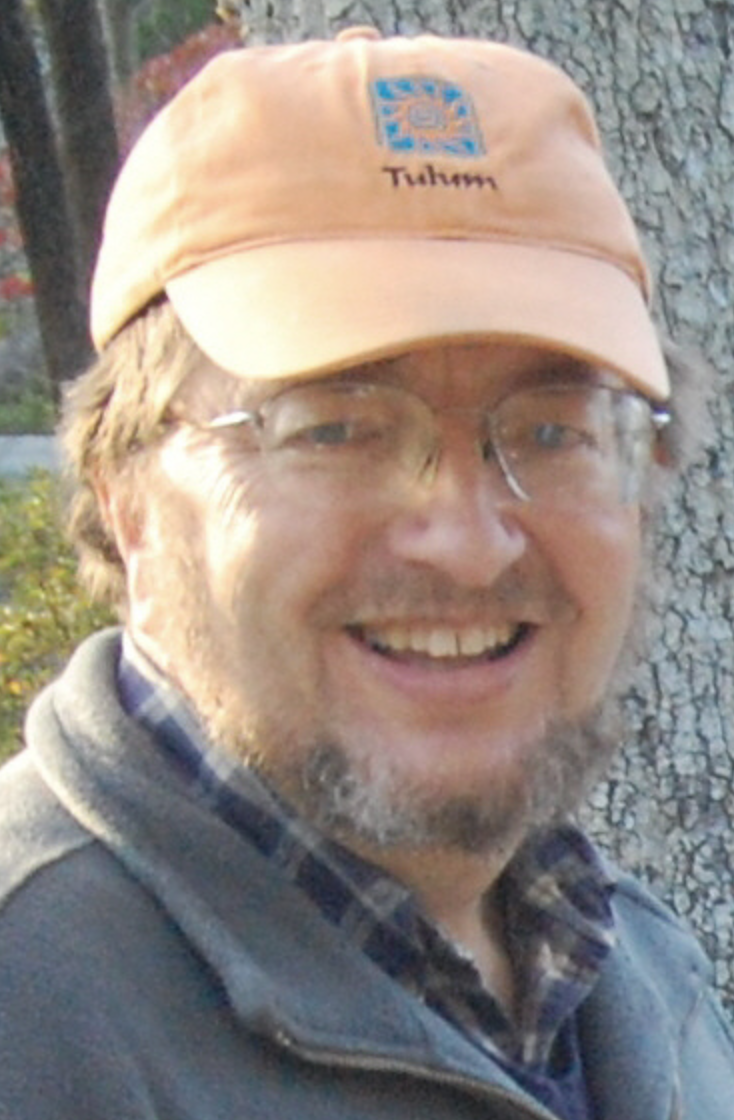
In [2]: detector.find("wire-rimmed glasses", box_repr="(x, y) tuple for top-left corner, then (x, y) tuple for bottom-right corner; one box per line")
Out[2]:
(175, 379), (670, 505)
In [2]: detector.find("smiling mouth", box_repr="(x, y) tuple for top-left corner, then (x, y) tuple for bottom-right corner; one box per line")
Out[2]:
(350, 621), (530, 665)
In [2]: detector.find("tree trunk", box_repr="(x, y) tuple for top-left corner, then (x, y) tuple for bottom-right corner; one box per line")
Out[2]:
(0, 0), (91, 392)
(97, 0), (150, 88)
(37, 0), (120, 290)
(256, 0), (734, 1011)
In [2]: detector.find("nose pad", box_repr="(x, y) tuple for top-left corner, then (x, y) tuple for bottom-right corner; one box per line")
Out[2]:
(480, 437), (530, 503)
(387, 444), (528, 586)
(415, 432), (527, 502)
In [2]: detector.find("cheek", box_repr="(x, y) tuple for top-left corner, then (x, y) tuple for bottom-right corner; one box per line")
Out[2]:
(241, 473), (374, 573)
(201, 474), (374, 642)
(159, 445), (268, 610)
(535, 503), (642, 710)
(573, 510), (641, 699)
(582, 509), (641, 617)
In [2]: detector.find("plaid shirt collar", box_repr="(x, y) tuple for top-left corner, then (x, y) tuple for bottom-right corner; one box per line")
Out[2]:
(119, 634), (617, 1077)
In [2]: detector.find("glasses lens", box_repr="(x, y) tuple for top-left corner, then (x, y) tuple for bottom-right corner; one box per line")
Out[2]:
(492, 386), (653, 503)
(209, 381), (655, 506)
(261, 382), (436, 479)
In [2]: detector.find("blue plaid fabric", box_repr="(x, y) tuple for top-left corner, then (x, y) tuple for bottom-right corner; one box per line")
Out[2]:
(119, 634), (616, 1118)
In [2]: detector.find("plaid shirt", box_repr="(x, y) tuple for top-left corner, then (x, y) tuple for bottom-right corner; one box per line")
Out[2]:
(119, 635), (616, 1120)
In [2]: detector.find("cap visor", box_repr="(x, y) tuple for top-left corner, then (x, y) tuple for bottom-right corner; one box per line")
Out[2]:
(166, 240), (668, 398)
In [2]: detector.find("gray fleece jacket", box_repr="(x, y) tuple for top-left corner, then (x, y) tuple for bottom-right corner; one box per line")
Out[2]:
(0, 629), (733, 1120)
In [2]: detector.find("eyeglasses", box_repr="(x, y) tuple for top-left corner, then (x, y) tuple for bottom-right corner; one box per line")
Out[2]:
(178, 379), (670, 505)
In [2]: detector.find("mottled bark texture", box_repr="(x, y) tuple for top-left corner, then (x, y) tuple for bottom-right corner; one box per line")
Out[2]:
(0, 0), (91, 390)
(37, 0), (120, 290)
(96, 0), (148, 87)
(252, 0), (734, 1010)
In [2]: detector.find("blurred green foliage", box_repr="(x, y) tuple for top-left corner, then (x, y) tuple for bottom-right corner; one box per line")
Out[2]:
(136, 0), (214, 62)
(0, 472), (113, 762)
(0, 1), (218, 760)
(0, 377), (55, 434)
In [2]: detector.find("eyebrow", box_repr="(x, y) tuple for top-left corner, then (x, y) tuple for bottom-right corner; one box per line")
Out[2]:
(329, 352), (612, 391)
(185, 351), (620, 419)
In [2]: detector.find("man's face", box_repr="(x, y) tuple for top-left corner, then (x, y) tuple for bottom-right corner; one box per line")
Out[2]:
(118, 342), (643, 855)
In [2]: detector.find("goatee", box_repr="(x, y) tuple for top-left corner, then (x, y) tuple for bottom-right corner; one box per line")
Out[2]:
(267, 706), (620, 856)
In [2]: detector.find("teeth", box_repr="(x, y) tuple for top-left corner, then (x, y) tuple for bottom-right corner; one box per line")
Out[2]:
(365, 623), (518, 659)
(458, 626), (492, 657)
(428, 629), (459, 658)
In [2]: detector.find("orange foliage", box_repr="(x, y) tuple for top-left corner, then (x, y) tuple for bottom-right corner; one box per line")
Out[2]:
(0, 153), (33, 306)
(117, 22), (242, 150)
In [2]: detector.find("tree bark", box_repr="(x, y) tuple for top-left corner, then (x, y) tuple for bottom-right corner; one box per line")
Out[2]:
(37, 0), (120, 290)
(253, 0), (734, 1011)
(0, 0), (91, 391)
(97, 0), (151, 88)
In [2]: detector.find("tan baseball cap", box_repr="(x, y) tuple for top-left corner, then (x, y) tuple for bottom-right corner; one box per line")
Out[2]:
(91, 27), (669, 399)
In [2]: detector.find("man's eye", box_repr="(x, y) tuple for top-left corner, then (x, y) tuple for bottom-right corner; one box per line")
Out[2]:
(528, 422), (592, 451)
(298, 421), (354, 447)
(282, 418), (390, 450)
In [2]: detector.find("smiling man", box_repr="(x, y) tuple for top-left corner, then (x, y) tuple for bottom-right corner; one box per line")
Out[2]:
(1, 27), (732, 1120)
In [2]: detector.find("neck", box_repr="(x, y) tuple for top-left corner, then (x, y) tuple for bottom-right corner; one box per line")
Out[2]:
(353, 839), (522, 1015)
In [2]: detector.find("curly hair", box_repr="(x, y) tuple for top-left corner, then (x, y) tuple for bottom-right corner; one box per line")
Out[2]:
(60, 301), (207, 610)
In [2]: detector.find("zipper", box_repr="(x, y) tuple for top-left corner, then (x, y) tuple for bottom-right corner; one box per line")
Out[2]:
(271, 1025), (562, 1120)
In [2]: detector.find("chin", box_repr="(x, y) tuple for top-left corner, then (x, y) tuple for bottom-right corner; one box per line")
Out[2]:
(274, 708), (616, 856)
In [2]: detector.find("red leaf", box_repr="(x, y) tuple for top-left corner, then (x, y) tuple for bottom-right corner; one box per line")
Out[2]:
(0, 275), (34, 300)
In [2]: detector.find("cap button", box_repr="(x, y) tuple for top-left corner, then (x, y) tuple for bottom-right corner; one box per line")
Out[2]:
(335, 26), (382, 42)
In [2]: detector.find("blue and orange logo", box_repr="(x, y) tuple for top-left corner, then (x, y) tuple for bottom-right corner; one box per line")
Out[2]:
(371, 76), (485, 157)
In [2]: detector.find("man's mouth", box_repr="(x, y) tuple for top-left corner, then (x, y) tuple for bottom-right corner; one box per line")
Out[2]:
(350, 621), (530, 664)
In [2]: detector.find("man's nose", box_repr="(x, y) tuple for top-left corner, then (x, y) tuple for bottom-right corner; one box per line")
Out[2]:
(385, 440), (528, 587)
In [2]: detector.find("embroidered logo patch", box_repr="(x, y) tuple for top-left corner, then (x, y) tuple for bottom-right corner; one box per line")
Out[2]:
(371, 76), (485, 157)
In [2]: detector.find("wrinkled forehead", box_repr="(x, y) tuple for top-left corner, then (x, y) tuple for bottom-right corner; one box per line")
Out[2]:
(332, 343), (617, 398)
(171, 339), (620, 417)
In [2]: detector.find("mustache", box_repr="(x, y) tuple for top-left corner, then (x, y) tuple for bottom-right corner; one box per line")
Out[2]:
(316, 566), (567, 623)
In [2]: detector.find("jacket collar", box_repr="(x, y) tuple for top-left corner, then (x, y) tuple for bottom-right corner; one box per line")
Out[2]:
(28, 629), (708, 1120)
(577, 876), (711, 1120)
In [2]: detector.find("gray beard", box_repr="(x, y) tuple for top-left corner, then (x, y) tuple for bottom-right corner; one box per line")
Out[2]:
(148, 539), (638, 861)
(250, 707), (620, 857)
(153, 596), (631, 858)
(140, 488), (644, 859)
(140, 608), (622, 855)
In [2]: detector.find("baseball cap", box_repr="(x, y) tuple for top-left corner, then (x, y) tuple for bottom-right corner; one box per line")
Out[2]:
(90, 27), (669, 399)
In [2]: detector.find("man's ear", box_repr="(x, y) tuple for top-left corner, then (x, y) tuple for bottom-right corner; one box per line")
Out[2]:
(652, 434), (674, 470)
(93, 472), (146, 566)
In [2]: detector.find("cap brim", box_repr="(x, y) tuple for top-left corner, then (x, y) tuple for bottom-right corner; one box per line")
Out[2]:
(166, 239), (669, 399)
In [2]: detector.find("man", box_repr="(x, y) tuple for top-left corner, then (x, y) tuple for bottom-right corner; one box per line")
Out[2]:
(0, 27), (731, 1120)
